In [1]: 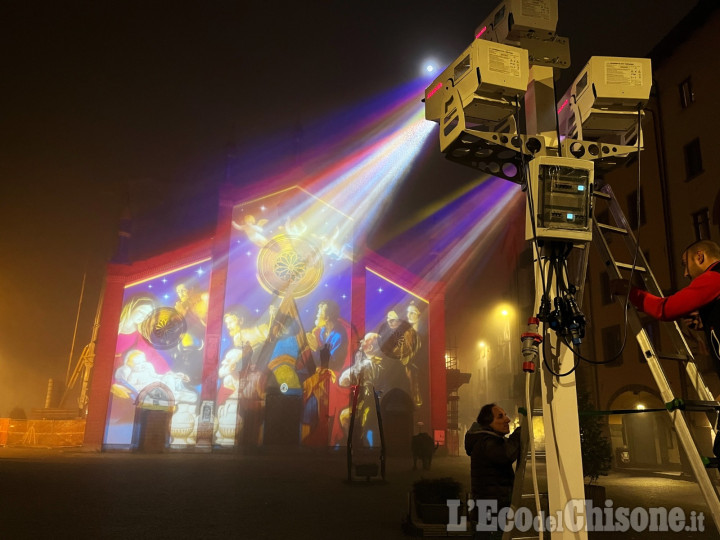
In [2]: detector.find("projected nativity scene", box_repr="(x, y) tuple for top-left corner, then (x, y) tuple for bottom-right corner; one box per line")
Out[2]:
(86, 182), (447, 454)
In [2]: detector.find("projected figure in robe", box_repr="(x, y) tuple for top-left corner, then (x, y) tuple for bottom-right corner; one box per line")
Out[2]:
(306, 300), (349, 372)
(171, 282), (208, 387)
(303, 300), (354, 445)
(302, 344), (336, 446)
(219, 307), (277, 447)
(263, 311), (311, 392)
(174, 283), (208, 328)
(242, 305), (315, 446)
(405, 301), (427, 407)
(339, 333), (385, 447)
(376, 309), (419, 397)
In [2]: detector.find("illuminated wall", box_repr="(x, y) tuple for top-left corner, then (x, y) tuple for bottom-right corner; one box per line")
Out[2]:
(82, 80), (452, 451)
(213, 186), (433, 449)
(217, 187), (356, 448)
(96, 186), (441, 451)
(363, 269), (429, 431)
(104, 260), (211, 448)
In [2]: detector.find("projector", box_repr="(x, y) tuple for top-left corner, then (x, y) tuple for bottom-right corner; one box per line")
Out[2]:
(557, 56), (652, 145)
(474, 0), (570, 70)
(424, 39), (528, 150)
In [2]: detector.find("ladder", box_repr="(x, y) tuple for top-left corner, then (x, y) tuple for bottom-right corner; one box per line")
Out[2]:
(505, 183), (720, 538)
(506, 403), (547, 540)
(590, 184), (720, 528)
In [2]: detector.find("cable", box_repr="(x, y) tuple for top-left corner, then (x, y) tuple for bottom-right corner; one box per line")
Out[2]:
(541, 321), (580, 377)
(552, 78), (563, 158)
(545, 108), (646, 369)
(543, 347), (580, 376)
(526, 371), (543, 540)
(514, 95), (547, 296)
(525, 106), (647, 373)
(561, 337), (608, 365)
(600, 106), (645, 364)
(515, 95), (574, 378)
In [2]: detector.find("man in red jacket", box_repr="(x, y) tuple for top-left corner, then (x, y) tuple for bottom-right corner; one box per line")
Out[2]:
(613, 240), (720, 456)
(613, 240), (720, 366)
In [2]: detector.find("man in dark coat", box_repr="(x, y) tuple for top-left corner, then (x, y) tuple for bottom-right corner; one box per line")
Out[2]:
(465, 403), (521, 538)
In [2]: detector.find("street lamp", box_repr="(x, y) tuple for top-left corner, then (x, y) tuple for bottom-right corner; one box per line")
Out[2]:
(476, 341), (490, 405)
(491, 302), (517, 405)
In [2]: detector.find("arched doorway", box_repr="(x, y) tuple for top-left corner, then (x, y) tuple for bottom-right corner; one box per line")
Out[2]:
(132, 382), (175, 453)
(380, 388), (414, 457)
(608, 388), (678, 468)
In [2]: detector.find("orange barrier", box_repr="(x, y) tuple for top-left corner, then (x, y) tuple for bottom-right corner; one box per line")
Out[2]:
(0, 419), (85, 447)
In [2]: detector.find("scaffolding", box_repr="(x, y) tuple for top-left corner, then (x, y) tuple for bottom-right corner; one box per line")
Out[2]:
(445, 346), (462, 456)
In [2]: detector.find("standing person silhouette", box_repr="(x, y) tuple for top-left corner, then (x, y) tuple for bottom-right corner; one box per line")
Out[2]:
(465, 403), (521, 539)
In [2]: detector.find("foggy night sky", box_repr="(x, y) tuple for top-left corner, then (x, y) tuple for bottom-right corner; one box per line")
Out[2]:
(0, 1), (698, 415)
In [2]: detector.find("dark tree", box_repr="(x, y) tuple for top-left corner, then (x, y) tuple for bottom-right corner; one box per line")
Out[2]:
(577, 389), (612, 484)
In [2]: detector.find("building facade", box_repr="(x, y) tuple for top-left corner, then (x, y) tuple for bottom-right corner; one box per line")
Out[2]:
(84, 182), (448, 453)
(581, 0), (720, 470)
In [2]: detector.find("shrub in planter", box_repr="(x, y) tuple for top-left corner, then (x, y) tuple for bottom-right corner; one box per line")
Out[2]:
(577, 389), (612, 507)
(577, 389), (613, 485)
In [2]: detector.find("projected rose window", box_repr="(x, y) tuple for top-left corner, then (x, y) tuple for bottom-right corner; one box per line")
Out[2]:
(257, 234), (324, 298)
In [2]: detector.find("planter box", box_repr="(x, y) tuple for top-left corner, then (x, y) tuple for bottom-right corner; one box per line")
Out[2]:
(417, 503), (450, 524)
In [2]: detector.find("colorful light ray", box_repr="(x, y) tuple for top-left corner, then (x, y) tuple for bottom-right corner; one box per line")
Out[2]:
(372, 176), (525, 285)
(227, 79), (434, 257)
(308, 106), (433, 237)
(226, 78), (431, 185)
(227, 74), (525, 292)
(366, 267), (428, 304)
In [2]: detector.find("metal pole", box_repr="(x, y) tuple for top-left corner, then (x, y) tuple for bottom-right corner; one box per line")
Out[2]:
(44, 378), (53, 409)
(65, 272), (87, 387)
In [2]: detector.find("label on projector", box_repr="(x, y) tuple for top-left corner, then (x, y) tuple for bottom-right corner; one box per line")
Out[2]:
(605, 61), (644, 87)
(522, 0), (551, 21)
(488, 47), (522, 78)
